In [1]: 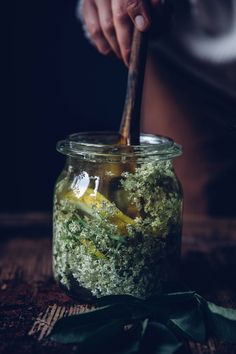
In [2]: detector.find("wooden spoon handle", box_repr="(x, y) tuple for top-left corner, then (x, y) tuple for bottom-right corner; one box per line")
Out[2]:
(119, 29), (148, 145)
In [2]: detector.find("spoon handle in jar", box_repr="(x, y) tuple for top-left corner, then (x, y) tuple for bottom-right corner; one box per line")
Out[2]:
(118, 28), (149, 145)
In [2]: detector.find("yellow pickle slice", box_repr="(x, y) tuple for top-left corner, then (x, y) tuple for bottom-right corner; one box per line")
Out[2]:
(80, 239), (107, 260)
(64, 188), (134, 235)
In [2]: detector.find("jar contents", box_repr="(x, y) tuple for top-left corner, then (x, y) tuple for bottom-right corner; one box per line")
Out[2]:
(53, 158), (182, 300)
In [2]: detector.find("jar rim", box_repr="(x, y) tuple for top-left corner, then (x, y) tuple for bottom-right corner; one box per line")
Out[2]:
(57, 131), (182, 161)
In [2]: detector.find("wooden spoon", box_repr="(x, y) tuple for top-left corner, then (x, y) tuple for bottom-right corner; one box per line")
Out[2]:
(118, 28), (149, 145)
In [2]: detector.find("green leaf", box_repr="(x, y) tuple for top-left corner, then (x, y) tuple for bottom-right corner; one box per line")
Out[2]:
(120, 319), (149, 354)
(146, 292), (206, 342)
(50, 319), (124, 348)
(145, 292), (196, 318)
(49, 304), (128, 344)
(48, 291), (236, 353)
(95, 295), (150, 321)
(197, 295), (236, 343)
(147, 291), (196, 306)
(167, 298), (206, 343)
(140, 321), (183, 354)
(110, 235), (128, 243)
(80, 320), (126, 353)
(120, 341), (140, 354)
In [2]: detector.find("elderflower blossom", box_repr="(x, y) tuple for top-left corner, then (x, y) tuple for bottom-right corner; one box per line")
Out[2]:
(53, 160), (182, 299)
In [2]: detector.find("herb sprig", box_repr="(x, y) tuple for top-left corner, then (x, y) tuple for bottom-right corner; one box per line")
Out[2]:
(48, 291), (236, 353)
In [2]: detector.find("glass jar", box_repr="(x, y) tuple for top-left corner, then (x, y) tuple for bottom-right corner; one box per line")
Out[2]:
(53, 132), (183, 302)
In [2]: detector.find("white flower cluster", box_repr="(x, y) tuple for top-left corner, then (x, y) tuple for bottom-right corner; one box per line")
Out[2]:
(52, 160), (182, 299)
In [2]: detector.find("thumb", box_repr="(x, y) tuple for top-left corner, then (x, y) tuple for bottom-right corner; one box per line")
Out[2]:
(126, 0), (151, 32)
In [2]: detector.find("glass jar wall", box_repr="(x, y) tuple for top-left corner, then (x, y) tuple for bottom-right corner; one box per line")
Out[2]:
(53, 132), (183, 302)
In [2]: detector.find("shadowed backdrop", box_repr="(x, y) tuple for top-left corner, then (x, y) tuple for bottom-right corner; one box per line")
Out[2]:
(6, 0), (127, 212)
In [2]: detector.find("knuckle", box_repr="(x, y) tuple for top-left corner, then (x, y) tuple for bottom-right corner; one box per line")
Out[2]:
(89, 25), (102, 39)
(126, 0), (140, 13)
(99, 45), (110, 54)
(123, 47), (131, 56)
(114, 10), (127, 23)
(102, 19), (114, 33)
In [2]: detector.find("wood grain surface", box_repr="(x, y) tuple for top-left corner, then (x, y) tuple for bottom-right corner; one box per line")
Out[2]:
(0, 213), (236, 353)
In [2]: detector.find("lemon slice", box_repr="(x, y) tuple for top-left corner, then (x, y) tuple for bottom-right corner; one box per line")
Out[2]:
(80, 239), (106, 260)
(64, 188), (134, 235)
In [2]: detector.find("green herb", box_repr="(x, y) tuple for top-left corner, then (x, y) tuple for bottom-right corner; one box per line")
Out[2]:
(53, 160), (182, 298)
(49, 292), (236, 353)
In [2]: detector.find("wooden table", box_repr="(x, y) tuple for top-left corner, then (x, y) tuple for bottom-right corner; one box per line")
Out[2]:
(1, 213), (236, 354)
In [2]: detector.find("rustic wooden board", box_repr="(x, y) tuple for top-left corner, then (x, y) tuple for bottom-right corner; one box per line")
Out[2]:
(0, 213), (236, 353)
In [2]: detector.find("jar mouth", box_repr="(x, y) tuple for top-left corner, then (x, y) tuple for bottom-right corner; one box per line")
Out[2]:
(57, 131), (182, 161)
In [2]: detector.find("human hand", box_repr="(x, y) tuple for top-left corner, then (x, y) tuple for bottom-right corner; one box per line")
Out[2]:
(78, 0), (161, 66)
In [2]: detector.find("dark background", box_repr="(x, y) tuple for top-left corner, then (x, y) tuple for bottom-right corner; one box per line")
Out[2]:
(6, 0), (127, 212)
(4, 0), (236, 215)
